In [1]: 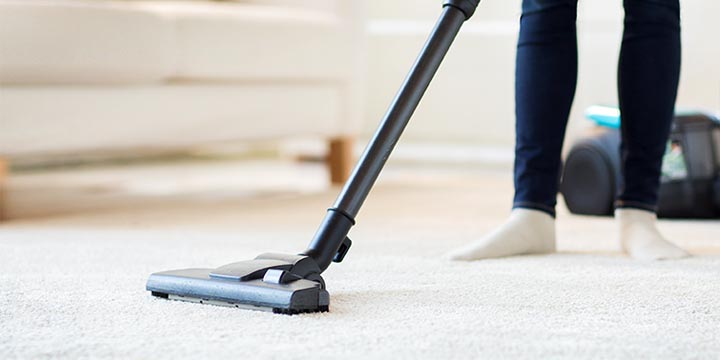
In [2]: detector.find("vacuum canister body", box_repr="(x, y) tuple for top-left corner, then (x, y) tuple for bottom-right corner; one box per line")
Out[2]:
(561, 110), (720, 218)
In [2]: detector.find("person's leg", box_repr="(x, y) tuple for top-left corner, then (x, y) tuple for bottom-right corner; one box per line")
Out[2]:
(447, 0), (578, 260)
(616, 0), (688, 260)
(513, 0), (579, 217)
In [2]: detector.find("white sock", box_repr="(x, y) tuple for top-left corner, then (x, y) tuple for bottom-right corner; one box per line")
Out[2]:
(445, 208), (556, 261)
(616, 208), (689, 261)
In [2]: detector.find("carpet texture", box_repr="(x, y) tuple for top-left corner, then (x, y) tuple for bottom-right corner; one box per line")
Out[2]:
(1, 162), (719, 359)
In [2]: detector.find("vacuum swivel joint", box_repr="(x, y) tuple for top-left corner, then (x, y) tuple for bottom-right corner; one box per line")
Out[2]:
(443, 0), (481, 20)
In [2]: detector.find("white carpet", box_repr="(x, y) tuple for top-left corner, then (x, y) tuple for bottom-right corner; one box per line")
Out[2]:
(2, 162), (719, 359)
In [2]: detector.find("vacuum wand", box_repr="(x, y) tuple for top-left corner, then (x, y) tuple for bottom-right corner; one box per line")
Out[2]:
(303, 0), (480, 272)
(147, 0), (482, 314)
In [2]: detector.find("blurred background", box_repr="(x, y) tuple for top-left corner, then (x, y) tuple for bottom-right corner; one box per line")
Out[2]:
(0, 0), (718, 222)
(4, 2), (720, 356)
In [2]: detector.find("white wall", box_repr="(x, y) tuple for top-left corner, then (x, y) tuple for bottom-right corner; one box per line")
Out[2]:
(364, 0), (720, 148)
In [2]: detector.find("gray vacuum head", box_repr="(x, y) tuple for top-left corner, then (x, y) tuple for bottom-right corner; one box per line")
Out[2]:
(146, 254), (329, 314)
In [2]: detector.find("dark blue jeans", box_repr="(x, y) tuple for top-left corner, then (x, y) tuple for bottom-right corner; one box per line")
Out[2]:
(513, 0), (681, 217)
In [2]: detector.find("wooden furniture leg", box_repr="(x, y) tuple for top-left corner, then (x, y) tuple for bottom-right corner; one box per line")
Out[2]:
(327, 137), (354, 185)
(0, 158), (7, 221)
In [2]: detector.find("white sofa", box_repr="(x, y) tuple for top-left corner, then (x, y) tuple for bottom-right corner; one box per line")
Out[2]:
(0, 0), (365, 217)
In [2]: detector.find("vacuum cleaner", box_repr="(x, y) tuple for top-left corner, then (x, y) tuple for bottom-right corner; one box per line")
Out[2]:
(146, 0), (482, 314)
(561, 105), (720, 218)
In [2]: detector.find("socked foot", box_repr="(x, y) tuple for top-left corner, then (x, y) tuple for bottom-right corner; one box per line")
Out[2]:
(445, 208), (556, 261)
(616, 208), (689, 261)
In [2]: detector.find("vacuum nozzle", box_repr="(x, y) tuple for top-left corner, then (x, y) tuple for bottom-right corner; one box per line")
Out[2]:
(146, 254), (329, 314)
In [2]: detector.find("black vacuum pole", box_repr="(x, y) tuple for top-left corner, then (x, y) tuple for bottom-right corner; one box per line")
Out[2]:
(303, 0), (481, 272)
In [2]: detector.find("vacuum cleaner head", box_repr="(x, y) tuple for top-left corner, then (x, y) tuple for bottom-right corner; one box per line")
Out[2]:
(147, 253), (329, 314)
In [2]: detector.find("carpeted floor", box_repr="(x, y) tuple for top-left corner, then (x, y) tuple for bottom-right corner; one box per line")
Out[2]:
(1, 160), (719, 359)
